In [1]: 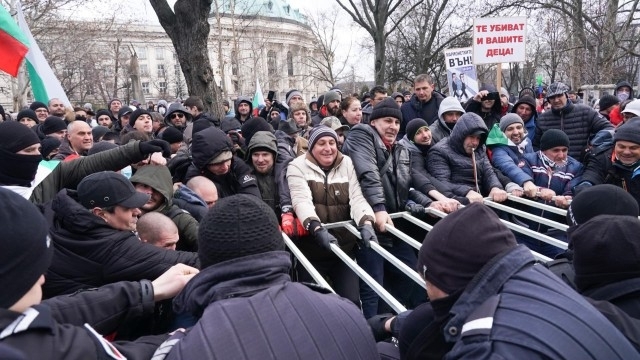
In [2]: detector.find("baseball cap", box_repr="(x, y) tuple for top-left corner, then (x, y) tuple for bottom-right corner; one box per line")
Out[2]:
(78, 171), (150, 209)
(320, 116), (349, 131)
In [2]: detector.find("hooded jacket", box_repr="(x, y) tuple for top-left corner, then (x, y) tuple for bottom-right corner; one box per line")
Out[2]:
(615, 80), (634, 99)
(578, 146), (640, 206)
(220, 96), (253, 132)
(275, 130), (309, 213)
(464, 83), (503, 130)
(534, 101), (613, 161)
(42, 189), (199, 298)
(129, 165), (200, 251)
(185, 126), (260, 198)
(173, 184), (208, 222)
(428, 113), (503, 197)
(429, 96), (465, 144)
(163, 103), (193, 132)
(511, 95), (538, 141)
(246, 131), (279, 215)
(165, 251), (378, 360)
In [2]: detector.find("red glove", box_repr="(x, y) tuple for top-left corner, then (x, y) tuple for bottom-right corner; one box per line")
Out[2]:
(294, 218), (308, 237)
(281, 213), (295, 237)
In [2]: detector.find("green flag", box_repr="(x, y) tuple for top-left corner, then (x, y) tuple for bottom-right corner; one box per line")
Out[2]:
(486, 123), (509, 147)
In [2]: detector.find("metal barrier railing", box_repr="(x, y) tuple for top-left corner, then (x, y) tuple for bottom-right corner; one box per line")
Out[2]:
(506, 194), (568, 217)
(483, 198), (569, 232)
(282, 233), (334, 292)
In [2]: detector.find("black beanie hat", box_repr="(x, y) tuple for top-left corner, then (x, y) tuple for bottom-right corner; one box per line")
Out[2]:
(91, 126), (111, 142)
(540, 129), (569, 151)
(40, 137), (61, 159)
(95, 109), (113, 121)
(512, 95), (536, 114)
(129, 108), (152, 127)
(418, 202), (517, 294)
(406, 118), (430, 142)
(567, 184), (639, 227)
(161, 126), (184, 144)
(41, 116), (67, 135)
(599, 94), (619, 111)
(192, 118), (212, 135)
(278, 118), (300, 135)
(572, 215), (640, 292)
(241, 117), (273, 146)
(614, 120), (640, 145)
(370, 97), (403, 123)
(0, 187), (53, 308)
(0, 121), (41, 153)
(198, 194), (284, 268)
(29, 101), (47, 111)
(17, 109), (39, 124)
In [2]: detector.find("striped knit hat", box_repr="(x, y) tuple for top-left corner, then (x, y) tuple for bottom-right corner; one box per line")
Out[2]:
(308, 125), (338, 150)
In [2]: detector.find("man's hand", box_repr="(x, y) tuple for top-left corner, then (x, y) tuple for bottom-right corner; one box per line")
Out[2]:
(466, 190), (484, 203)
(538, 188), (556, 201)
(374, 211), (394, 232)
(149, 152), (167, 166)
(554, 195), (571, 208)
(429, 200), (459, 214)
(281, 213), (295, 236)
(314, 227), (338, 251)
(523, 181), (538, 198)
(358, 223), (378, 248)
(473, 90), (489, 101)
(489, 188), (508, 202)
(139, 139), (171, 158)
(151, 264), (199, 301)
(405, 202), (425, 216)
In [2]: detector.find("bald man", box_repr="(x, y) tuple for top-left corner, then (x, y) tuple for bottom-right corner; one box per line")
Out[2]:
(137, 212), (180, 250)
(54, 121), (93, 160)
(186, 176), (219, 209)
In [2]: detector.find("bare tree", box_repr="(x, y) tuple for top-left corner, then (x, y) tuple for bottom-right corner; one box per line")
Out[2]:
(334, 0), (424, 85)
(149, 0), (223, 116)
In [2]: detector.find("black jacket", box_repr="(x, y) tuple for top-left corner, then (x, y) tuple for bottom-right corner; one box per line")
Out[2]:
(185, 126), (260, 198)
(534, 101), (613, 161)
(342, 124), (411, 213)
(463, 84), (503, 130)
(0, 281), (167, 360)
(165, 251), (378, 359)
(427, 114), (502, 197)
(42, 189), (199, 298)
(399, 92), (444, 136)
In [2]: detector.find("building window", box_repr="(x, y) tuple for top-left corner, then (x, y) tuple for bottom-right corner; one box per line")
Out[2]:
(142, 82), (150, 94)
(267, 50), (277, 76)
(287, 51), (293, 76)
(137, 47), (147, 60)
(157, 64), (165, 78)
(155, 47), (164, 60)
(158, 81), (167, 93)
(140, 64), (148, 76)
(231, 51), (238, 76)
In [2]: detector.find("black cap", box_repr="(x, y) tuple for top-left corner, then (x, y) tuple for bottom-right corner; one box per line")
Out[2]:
(29, 101), (47, 111)
(41, 117), (67, 135)
(118, 107), (133, 118)
(77, 171), (150, 209)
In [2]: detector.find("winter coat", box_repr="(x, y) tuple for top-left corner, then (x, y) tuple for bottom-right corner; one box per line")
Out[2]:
(220, 96), (252, 130)
(129, 165), (200, 251)
(577, 146), (640, 206)
(533, 101), (613, 161)
(444, 246), (639, 359)
(400, 92), (444, 134)
(288, 151), (375, 254)
(490, 140), (534, 186)
(341, 124), (411, 213)
(246, 131), (280, 215)
(428, 115), (502, 197)
(42, 189), (199, 298)
(1, 141), (148, 204)
(0, 281), (167, 360)
(275, 130), (308, 212)
(185, 126), (260, 198)
(165, 251), (378, 360)
(429, 117), (454, 145)
(172, 184), (208, 222)
(511, 96), (538, 142)
(464, 84), (503, 129)
(522, 151), (583, 196)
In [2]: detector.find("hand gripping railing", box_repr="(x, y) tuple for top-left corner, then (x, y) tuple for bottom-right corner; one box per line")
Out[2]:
(506, 194), (568, 217)
(483, 197), (569, 232)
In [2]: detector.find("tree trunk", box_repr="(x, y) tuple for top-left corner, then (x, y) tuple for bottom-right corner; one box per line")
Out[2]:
(149, 0), (223, 117)
(374, 35), (386, 85)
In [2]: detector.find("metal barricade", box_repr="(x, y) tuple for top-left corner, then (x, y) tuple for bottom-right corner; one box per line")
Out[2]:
(483, 198), (569, 232)
(282, 233), (334, 292)
(506, 194), (568, 217)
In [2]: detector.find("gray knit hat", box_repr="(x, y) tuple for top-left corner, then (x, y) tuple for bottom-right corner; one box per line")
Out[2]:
(323, 90), (341, 105)
(499, 113), (524, 132)
(308, 125), (338, 150)
(438, 96), (465, 120)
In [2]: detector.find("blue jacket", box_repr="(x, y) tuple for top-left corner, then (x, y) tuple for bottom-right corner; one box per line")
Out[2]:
(444, 246), (639, 359)
(522, 151), (583, 196)
(166, 251), (378, 360)
(490, 140), (534, 186)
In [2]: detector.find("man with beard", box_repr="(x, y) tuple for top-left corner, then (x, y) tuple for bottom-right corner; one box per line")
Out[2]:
(311, 90), (341, 126)
(429, 96), (466, 144)
(246, 131), (280, 216)
(47, 98), (66, 119)
(164, 103), (193, 133)
(130, 165), (199, 252)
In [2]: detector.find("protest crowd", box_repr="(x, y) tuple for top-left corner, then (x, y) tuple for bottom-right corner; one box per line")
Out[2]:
(2, 76), (640, 359)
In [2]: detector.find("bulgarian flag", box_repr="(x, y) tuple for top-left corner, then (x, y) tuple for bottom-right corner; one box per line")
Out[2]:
(0, 5), (29, 77)
(16, 2), (70, 106)
(252, 78), (265, 116)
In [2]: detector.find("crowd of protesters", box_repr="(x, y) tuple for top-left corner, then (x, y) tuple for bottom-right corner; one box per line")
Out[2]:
(0, 78), (640, 359)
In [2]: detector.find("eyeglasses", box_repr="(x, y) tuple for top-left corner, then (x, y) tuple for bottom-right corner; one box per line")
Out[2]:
(170, 113), (185, 119)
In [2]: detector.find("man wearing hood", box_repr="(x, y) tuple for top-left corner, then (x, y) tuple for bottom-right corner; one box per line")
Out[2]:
(399, 74), (444, 136)
(221, 96), (252, 130)
(184, 126), (260, 198)
(164, 103), (193, 133)
(511, 95), (538, 142)
(130, 165), (199, 252)
(428, 112), (507, 203)
(429, 96), (466, 144)
(246, 131), (280, 216)
(464, 84), (503, 129)
(534, 82), (613, 162)
(615, 80), (634, 102)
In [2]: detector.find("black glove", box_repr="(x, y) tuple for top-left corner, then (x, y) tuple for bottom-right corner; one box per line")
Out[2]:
(367, 313), (394, 342)
(139, 139), (171, 158)
(405, 202), (425, 216)
(314, 227), (337, 251)
(358, 223), (378, 248)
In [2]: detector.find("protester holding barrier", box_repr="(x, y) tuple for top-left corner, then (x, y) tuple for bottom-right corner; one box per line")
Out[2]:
(287, 125), (377, 305)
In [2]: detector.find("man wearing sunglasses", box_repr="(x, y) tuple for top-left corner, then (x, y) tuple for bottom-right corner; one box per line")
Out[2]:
(164, 103), (193, 133)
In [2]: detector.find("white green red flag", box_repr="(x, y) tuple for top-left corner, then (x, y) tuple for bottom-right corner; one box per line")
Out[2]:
(0, 4), (29, 77)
